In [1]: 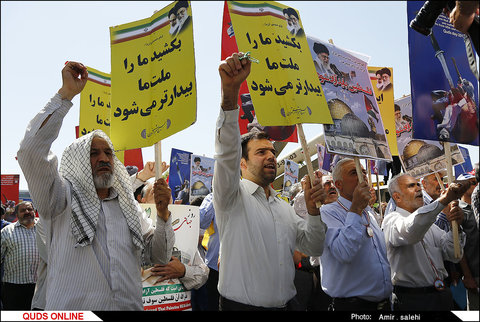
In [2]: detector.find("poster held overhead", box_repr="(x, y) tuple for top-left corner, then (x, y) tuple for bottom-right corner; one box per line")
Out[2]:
(109, 1), (197, 151)
(407, 1), (479, 146)
(368, 66), (398, 156)
(307, 37), (393, 163)
(221, 1), (298, 143)
(78, 67), (143, 169)
(226, 1), (334, 207)
(395, 95), (464, 179)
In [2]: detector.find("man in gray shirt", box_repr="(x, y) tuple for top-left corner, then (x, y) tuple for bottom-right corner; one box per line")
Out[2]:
(17, 61), (175, 310)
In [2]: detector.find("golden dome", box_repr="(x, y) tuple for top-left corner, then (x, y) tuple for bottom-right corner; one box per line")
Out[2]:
(327, 98), (353, 120)
(402, 140), (426, 160)
(192, 180), (206, 190)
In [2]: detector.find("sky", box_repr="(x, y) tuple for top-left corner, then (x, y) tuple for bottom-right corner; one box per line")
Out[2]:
(1, 1), (478, 191)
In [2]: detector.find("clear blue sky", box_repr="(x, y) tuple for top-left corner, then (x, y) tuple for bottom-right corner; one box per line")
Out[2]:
(2, 1), (478, 191)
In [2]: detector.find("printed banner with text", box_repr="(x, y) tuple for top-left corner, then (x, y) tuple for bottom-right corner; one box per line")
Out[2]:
(110, 1), (197, 151)
(308, 36), (392, 161)
(221, 1), (298, 142)
(78, 68), (143, 169)
(79, 66), (112, 137)
(140, 204), (199, 311)
(227, 1), (333, 127)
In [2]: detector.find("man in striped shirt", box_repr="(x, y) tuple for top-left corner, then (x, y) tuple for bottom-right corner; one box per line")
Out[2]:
(17, 61), (175, 310)
(1, 201), (39, 310)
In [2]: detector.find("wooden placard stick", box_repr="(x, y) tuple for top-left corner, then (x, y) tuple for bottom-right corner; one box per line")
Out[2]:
(367, 159), (372, 186)
(154, 141), (162, 180)
(443, 141), (460, 259)
(434, 172), (446, 192)
(354, 157), (364, 183)
(296, 124), (321, 208)
(376, 171), (382, 218)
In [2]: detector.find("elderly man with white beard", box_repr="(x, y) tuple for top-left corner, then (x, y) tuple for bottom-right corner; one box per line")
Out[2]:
(382, 173), (470, 311)
(17, 61), (175, 310)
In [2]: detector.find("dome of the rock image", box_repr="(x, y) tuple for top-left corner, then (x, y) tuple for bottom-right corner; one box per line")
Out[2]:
(327, 98), (353, 120)
(340, 113), (370, 138)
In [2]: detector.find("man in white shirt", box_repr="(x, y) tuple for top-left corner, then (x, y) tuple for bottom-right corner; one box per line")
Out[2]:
(214, 53), (327, 310)
(17, 61), (175, 310)
(141, 180), (209, 291)
(382, 173), (470, 311)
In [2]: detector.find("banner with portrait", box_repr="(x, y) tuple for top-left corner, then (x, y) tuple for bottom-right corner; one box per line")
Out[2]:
(307, 37), (392, 161)
(189, 154), (214, 204)
(454, 146), (473, 178)
(395, 95), (464, 178)
(110, 1), (197, 151)
(226, 1), (333, 127)
(168, 148), (192, 205)
(407, 1), (479, 146)
(367, 66), (398, 155)
(282, 159), (299, 196)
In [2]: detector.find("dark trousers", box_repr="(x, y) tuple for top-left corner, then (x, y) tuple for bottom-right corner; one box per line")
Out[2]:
(1, 282), (35, 310)
(219, 296), (290, 311)
(206, 269), (220, 311)
(330, 297), (391, 311)
(393, 286), (453, 311)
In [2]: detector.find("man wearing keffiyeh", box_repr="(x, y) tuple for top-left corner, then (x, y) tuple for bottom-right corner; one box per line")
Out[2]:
(17, 61), (175, 310)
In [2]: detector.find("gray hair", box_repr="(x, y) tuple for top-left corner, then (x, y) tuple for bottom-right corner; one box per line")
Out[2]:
(388, 173), (408, 197)
(332, 158), (354, 183)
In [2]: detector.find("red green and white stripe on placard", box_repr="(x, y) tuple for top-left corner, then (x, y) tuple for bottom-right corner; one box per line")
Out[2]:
(111, 11), (170, 45)
(229, 1), (286, 19)
(87, 69), (111, 87)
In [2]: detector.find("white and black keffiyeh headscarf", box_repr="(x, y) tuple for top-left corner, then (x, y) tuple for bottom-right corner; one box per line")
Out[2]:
(59, 130), (144, 249)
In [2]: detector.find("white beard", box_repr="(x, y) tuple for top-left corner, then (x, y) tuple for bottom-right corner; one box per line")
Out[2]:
(286, 23), (295, 34)
(169, 24), (179, 35)
(93, 172), (114, 189)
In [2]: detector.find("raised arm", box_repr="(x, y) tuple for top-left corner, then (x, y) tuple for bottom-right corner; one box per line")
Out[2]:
(17, 62), (88, 219)
(213, 54), (251, 211)
(218, 53), (251, 111)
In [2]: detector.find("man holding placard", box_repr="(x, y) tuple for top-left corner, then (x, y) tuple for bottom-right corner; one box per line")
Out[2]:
(214, 53), (327, 310)
(382, 173), (469, 311)
(17, 61), (175, 310)
(319, 158), (392, 311)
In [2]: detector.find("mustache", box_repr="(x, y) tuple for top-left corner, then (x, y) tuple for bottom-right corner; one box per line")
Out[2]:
(95, 161), (112, 171)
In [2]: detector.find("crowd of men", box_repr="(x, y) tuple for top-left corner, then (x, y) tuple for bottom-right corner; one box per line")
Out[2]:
(0, 51), (478, 313)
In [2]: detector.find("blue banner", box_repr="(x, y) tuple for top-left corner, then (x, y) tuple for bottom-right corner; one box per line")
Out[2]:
(407, 1), (478, 146)
(169, 148), (192, 205)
